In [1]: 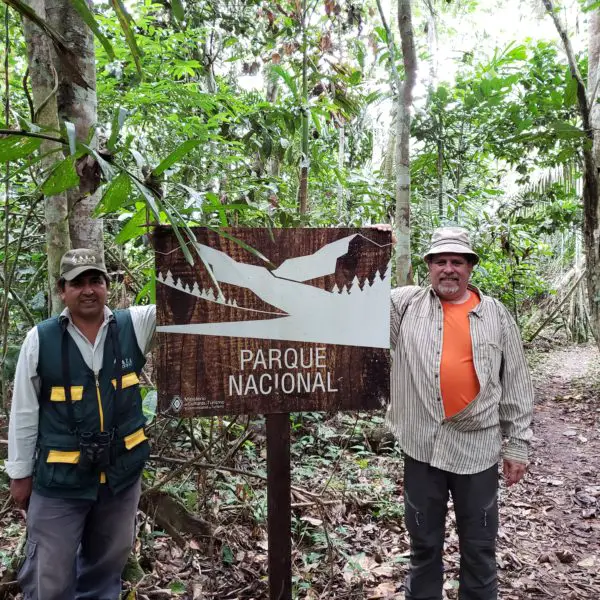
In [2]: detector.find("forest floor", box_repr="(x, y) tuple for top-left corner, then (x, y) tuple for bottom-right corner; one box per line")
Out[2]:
(0, 339), (599, 599)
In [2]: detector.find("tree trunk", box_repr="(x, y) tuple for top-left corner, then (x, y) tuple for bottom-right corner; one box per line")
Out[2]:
(297, 0), (309, 215)
(382, 107), (396, 180)
(425, 0), (439, 84)
(544, 0), (600, 349)
(395, 0), (416, 285)
(587, 9), (600, 346)
(436, 134), (444, 218)
(337, 123), (345, 219)
(22, 0), (70, 315)
(266, 66), (281, 179)
(46, 0), (103, 253)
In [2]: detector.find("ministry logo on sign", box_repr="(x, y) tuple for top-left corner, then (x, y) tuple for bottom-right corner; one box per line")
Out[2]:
(170, 395), (183, 412)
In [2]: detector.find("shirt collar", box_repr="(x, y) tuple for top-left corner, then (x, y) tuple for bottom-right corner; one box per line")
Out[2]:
(427, 283), (486, 316)
(58, 305), (114, 327)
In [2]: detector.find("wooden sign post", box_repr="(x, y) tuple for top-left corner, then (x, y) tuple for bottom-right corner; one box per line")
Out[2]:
(154, 227), (391, 599)
(266, 412), (292, 599)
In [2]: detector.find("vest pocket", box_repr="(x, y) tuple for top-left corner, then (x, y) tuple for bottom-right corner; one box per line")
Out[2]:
(50, 386), (84, 402)
(115, 435), (150, 475)
(112, 373), (142, 417)
(36, 435), (96, 490)
(38, 448), (96, 489)
(47, 450), (80, 464)
(111, 372), (140, 389)
(124, 428), (147, 450)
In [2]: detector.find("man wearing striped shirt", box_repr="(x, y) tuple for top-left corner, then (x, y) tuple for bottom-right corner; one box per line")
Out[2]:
(386, 226), (534, 600)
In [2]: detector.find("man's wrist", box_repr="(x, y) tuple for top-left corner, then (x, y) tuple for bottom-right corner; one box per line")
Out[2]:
(503, 439), (528, 464)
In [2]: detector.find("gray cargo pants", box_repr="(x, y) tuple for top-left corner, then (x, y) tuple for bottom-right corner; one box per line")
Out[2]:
(19, 478), (141, 600)
(403, 456), (499, 600)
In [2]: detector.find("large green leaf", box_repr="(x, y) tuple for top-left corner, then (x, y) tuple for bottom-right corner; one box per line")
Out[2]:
(115, 207), (148, 244)
(206, 227), (275, 268)
(69, 0), (115, 59)
(107, 107), (128, 152)
(41, 156), (79, 195)
(151, 138), (204, 176)
(582, 0), (600, 12)
(132, 178), (160, 219)
(110, 0), (143, 78)
(0, 135), (42, 162)
(550, 120), (586, 139)
(96, 171), (132, 214)
(564, 70), (578, 107)
(270, 65), (298, 99)
(171, 0), (185, 22)
(159, 199), (195, 265)
(5, 147), (62, 179)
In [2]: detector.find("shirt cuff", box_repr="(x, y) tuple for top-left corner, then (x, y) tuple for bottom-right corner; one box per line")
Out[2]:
(503, 439), (528, 464)
(5, 460), (34, 479)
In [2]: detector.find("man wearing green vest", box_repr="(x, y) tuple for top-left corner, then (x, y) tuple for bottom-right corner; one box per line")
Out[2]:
(6, 248), (156, 600)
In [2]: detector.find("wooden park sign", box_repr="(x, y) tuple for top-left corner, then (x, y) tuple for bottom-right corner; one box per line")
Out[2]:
(155, 227), (391, 416)
(154, 226), (391, 599)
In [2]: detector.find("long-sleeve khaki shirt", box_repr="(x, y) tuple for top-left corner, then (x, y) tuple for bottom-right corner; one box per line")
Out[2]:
(386, 285), (534, 475)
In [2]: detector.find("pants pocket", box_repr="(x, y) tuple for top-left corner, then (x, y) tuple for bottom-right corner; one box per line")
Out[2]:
(404, 492), (426, 536)
(480, 493), (499, 536)
(18, 539), (38, 598)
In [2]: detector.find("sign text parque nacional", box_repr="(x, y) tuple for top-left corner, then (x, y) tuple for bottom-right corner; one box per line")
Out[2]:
(155, 227), (391, 416)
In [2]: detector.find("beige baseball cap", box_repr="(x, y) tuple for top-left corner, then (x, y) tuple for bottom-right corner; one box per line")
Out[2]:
(60, 248), (109, 281)
(423, 227), (479, 264)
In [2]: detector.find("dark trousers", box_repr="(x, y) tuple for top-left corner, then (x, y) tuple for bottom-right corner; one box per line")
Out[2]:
(19, 478), (141, 600)
(403, 456), (498, 600)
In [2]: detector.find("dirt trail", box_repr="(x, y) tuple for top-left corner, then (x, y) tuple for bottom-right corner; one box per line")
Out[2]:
(1, 344), (599, 600)
(496, 343), (600, 599)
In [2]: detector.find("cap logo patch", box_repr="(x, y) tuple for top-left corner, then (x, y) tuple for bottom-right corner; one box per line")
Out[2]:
(71, 254), (97, 265)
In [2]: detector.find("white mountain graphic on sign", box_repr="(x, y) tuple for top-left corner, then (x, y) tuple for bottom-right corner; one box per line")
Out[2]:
(156, 234), (390, 348)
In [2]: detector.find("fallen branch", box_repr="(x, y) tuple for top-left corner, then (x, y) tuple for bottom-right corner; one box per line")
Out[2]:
(148, 454), (321, 499)
(139, 488), (213, 548)
(527, 269), (586, 342)
(144, 426), (251, 495)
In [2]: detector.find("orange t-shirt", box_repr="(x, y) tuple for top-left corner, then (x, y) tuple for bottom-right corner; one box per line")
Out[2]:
(440, 290), (481, 418)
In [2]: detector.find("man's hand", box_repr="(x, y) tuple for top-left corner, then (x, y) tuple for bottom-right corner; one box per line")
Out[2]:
(10, 476), (33, 510)
(367, 223), (397, 244)
(502, 459), (527, 487)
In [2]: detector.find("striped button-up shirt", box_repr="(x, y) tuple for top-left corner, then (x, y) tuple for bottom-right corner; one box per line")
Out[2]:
(386, 284), (534, 475)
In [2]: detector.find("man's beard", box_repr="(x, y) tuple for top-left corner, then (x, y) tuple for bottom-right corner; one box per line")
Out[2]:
(438, 279), (459, 296)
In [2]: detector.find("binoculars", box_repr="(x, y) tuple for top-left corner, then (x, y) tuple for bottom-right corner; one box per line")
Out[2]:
(78, 431), (113, 471)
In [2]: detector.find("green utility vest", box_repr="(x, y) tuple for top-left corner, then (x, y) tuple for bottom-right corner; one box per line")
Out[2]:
(33, 310), (150, 500)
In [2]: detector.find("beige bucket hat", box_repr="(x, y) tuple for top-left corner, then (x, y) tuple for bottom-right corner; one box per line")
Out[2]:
(423, 226), (479, 264)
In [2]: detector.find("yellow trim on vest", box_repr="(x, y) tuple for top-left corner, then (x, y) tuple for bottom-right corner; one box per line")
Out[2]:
(111, 372), (140, 389)
(124, 428), (147, 450)
(100, 472), (106, 484)
(95, 374), (105, 432)
(47, 450), (80, 464)
(50, 386), (84, 402)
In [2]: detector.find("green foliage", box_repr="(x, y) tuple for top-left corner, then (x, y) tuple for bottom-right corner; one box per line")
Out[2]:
(40, 156), (79, 195)
(97, 171), (132, 214)
(411, 40), (586, 314)
(110, 0), (143, 78)
(0, 0), (593, 361)
(0, 135), (42, 161)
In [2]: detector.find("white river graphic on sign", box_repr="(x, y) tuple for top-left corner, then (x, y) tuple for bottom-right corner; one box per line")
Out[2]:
(156, 234), (391, 348)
